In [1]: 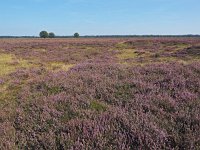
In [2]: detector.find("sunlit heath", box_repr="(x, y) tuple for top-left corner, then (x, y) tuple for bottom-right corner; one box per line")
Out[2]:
(0, 0), (200, 149)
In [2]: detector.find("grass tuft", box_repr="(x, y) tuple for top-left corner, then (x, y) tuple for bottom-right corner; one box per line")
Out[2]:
(90, 100), (107, 112)
(47, 62), (74, 72)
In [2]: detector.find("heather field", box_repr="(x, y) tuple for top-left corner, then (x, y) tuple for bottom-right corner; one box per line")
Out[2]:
(0, 38), (200, 149)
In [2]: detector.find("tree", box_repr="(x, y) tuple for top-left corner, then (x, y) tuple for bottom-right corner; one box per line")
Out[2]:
(49, 32), (55, 38)
(74, 32), (79, 38)
(39, 31), (49, 38)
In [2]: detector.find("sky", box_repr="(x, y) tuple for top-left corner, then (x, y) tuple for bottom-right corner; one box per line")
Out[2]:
(0, 0), (200, 36)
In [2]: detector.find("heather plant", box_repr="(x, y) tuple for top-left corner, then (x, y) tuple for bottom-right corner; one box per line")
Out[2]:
(11, 62), (200, 149)
(0, 38), (200, 149)
(0, 38), (198, 65)
(0, 78), (4, 84)
(173, 45), (200, 58)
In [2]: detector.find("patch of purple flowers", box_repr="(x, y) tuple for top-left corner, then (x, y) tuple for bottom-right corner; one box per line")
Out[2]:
(11, 62), (200, 149)
(0, 79), (4, 85)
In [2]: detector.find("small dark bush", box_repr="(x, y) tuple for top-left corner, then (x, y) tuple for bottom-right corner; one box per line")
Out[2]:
(49, 32), (55, 38)
(39, 31), (49, 38)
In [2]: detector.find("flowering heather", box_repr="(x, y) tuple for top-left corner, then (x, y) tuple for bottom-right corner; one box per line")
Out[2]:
(9, 62), (199, 149)
(0, 79), (4, 85)
(0, 38), (200, 149)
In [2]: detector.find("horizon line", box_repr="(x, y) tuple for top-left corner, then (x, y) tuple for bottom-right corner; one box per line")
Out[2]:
(0, 34), (200, 37)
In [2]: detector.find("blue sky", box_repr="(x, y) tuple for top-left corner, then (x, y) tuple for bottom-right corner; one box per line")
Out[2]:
(0, 0), (200, 36)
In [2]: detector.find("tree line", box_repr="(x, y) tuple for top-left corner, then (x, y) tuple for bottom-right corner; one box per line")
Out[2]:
(1, 34), (200, 39)
(39, 31), (79, 38)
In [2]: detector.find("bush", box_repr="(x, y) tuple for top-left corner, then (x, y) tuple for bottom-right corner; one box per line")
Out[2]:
(39, 31), (49, 38)
(74, 33), (79, 38)
(49, 32), (55, 38)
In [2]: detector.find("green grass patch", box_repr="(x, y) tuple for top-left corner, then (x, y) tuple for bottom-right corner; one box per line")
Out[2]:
(33, 48), (46, 52)
(60, 110), (79, 122)
(0, 53), (35, 76)
(90, 100), (107, 112)
(116, 49), (137, 60)
(85, 47), (100, 56)
(0, 54), (16, 76)
(0, 82), (10, 101)
(115, 42), (129, 49)
(47, 62), (74, 72)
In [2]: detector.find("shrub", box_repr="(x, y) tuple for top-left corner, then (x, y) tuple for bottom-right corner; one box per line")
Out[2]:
(39, 31), (49, 38)
(12, 62), (200, 149)
(74, 33), (79, 38)
(49, 32), (55, 38)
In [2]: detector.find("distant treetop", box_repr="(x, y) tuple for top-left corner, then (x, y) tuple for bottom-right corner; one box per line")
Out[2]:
(49, 32), (55, 38)
(39, 31), (49, 38)
(74, 32), (80, 38)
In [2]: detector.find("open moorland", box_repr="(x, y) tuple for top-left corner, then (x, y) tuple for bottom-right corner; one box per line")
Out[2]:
(0, 38), (200, 149)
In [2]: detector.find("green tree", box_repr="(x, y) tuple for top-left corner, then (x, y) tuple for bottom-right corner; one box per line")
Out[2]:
(49, 32), (55, 38)
(39, 31), (49, 38)
(74, 32), (79, 38)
